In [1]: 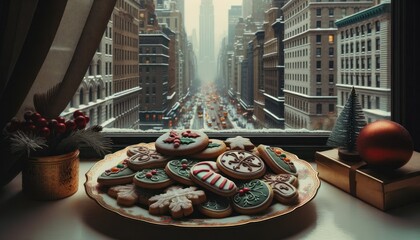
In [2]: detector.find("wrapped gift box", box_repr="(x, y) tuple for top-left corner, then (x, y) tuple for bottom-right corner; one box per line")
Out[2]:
(315, 148), (420, 211)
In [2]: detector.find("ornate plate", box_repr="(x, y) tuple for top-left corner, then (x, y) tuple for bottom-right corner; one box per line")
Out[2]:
(85, 143), (320, 227)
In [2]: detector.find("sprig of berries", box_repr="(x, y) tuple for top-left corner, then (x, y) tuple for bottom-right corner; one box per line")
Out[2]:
(5, 109), (90, 139)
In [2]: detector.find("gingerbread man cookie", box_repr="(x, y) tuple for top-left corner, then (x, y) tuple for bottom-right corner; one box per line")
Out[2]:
(216, 150), (266, 180)
(155, 130), (209, 156)
(225, 136), (255, 151)
(107, 183), (160, 207)
(126, 145), (172, 171)
(148, 185), (206, 218)
(263, 173), (299, 204)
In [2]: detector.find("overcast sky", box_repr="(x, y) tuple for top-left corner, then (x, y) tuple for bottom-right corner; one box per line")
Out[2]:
(184, 0), (243, 54)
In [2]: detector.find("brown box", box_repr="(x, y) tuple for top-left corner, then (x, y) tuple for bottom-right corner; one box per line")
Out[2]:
(315, 149), (420, 211)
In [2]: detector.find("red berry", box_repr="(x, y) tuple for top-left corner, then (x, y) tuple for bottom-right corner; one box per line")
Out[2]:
(75, 116), (86, 129)
(56, 123), (66, 134)
(65, 120), (76, 131)
(146, 172), (153, 178)
(24, 111), (33, 121)
(73, 110), (84, 118)
(31, 112), (42, 122)
(36, 117), (48, 127)
(84, 116), (90, 123)
(55, 116), (66, 123)
(40, 127), (50, 137)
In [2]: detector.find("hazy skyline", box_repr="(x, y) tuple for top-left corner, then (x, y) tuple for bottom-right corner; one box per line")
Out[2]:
(184, 0), (243, 56)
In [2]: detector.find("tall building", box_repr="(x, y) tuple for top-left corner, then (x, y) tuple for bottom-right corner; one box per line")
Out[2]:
(198, 0), (216, 82)
(261, 0), (287, 128)
(138, 32), (171, 130)
(252, 30), (266, 127)
(228, 6), (243, 50)
(62, 20), (115, 128)
(112, 0), (142, 129)
(242, 0), (253, 19)
(336, 1), (391, 123)
(282, 0), (373, 130)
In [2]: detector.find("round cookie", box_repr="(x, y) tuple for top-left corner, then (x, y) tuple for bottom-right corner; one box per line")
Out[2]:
(164, 158), (200, 186)
(225, 136), (255, 151)
(257, 145), (298, 176)
(232, 179), (274, 215)
(198, 192), (232, 218)
(133, 168), (174, 189)
(126, 145), (172, 171)
(216, 150), (266, 180)
(97, 159), (136, 186)
(190, 161), (237, 197)
(155, 130), (209, 156)
(263, 173), (299, 204)
(188, 139), (227, 160)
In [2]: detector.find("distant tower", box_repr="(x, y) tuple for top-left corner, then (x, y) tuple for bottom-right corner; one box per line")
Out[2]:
(198, 0), (215, 82)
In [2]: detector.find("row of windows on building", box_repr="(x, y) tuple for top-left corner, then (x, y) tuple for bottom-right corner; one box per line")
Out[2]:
(316, 60), (335, 69)
(113, 64), (138, 76)
(340, 56), (381, 70)
(113, 76), (138, 93)
(340, 38), (380, 54)
(340, 73), (381, 87)
(113, 14), (138, 35)
(88, 61), (112, 76)
(139, 47), (169, 55)
(114, 48), (138, 61)
(113, 32), (138, 47)
(140, 56), (168, 64)
(315, 7), (361, 18)
(285, 96), (335, 115)
(340, 91), (382, 110)
(341, 21), (381, 39)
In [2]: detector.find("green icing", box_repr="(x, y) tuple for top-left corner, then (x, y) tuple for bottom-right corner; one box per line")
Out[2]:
(266, 147), (297, 174)
(207, 142), (221, 148)
(135, 168), (170, 183)
(167, 159), (198, 179)
(100, 167), (135, 178)
(233, 180), (270, 208)
(201, 196), (230, 211)
(180, 137), (195, 145)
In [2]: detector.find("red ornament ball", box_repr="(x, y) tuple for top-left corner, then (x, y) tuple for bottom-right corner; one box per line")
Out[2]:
(357, 120), (413, 169)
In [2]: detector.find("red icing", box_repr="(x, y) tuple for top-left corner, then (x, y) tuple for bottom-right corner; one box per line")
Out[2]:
(210, 175), (221, 185)
(202, 172), (213, 181)
(219, 179), (227, 189)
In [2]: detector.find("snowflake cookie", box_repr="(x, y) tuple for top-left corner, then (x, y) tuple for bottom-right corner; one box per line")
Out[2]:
(148, 185), (206, 218)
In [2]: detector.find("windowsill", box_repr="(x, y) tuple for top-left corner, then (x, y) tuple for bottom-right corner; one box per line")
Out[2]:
(1, 161), (418, 239)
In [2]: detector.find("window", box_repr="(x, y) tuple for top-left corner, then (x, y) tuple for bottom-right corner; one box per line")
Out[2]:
(316, 74), (322, 84)
(329, 104), (335, 113)
(329, 8), (334, 16)
(376, 74), (380, 87)
(329, 60), (334, 69)
(329, 47), (334, 56)
(316, 35), (322, 43)
(328, 34), (334, 44)
(376, 38), (380, 51)
(316, 21), (321, 28)
(329, 88), (334, 96)
(376, 56), (380, 69)
(376, 97), (380, 109)
(316, 61), (321, 69)
(329, 74), (334, 84)
(367, 23), (372, 34)
(316, 48), (321, 56)
(329, 21), (335, 28)
(316, 88), (322, 96)
(375, 20), (380, 32)
(316, 104), (322, 114)
(316, 8), (322, 16)
(367, 39), (372, 51)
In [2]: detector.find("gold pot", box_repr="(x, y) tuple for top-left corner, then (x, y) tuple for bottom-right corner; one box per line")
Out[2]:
(22, 149), (79, 200)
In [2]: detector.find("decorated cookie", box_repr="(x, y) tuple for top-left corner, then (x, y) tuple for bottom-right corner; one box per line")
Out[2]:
(232, 179), (274, 215)
(133, 168), (174, 189)
(107, 183), (160, 207)
(263, 173), (299, 204)
(216, 150), (266, 180)
(190, 161), (237, 197)
(148, 185), (206, 219)
(155, 130), (209, 156)
(257, 145), (298, 176)
(198, 192), (232, 218)
(164, 158), (200, 186)
(126, 145), (172, 171)
(97, 159), (136, 186)
(189, 139), (227, 160)
(225, 136), (255, 151)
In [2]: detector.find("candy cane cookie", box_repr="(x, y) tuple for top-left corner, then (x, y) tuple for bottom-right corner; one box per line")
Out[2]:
(190, 161), (237, 197)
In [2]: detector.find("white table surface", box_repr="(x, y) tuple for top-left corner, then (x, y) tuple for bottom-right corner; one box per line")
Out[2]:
(1, 160), (419, 240)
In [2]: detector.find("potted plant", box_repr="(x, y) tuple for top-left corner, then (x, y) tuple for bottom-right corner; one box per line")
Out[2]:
(3, 109), (112, 200)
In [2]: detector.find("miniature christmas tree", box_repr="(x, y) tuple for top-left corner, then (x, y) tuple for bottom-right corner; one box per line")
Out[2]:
(327, 87), (367, 161)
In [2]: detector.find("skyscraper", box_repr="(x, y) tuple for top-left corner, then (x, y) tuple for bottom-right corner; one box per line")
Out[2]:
(198, 0), (215, 82)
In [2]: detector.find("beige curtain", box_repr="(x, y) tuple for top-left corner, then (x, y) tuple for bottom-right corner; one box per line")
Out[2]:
(0, 0), (116, 187)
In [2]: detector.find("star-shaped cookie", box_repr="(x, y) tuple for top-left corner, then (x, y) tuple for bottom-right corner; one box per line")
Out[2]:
(225, 136), (255, 151)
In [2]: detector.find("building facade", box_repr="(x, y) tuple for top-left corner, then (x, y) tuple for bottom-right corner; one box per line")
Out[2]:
(336, 1), (391, 123)
(198, 0), (216, 82)
(282, 0), (373, 130)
